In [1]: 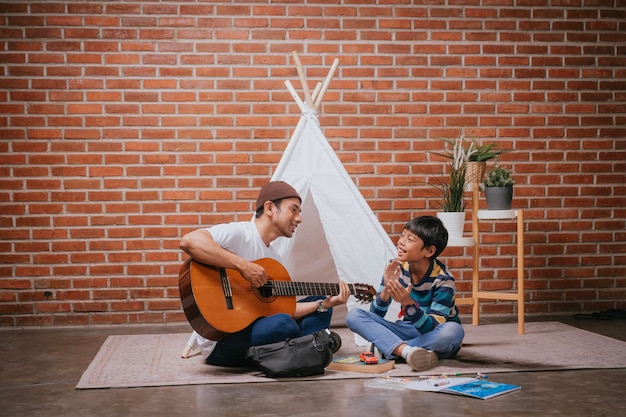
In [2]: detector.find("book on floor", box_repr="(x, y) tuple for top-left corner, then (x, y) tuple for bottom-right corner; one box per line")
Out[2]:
(406, 377), (521, 400)
(327, 356), (395, 374)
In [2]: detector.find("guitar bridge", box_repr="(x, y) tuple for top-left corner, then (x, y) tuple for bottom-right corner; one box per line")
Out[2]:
(219, 267), (234, 310)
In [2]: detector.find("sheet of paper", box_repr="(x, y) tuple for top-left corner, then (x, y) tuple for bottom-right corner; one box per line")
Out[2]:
(406, 377), (477, 392)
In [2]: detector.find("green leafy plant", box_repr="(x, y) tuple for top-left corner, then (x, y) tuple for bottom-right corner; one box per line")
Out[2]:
(484, 165), (515, 187)
(433, 137), (505, 163)
(469, 142), (505, 162)
(430, 137), (469, 212)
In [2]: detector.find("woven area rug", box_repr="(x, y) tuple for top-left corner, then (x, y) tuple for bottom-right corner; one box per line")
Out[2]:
(76, 321), (626, 389)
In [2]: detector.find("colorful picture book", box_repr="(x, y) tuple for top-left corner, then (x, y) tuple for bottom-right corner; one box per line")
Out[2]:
(406, 376), (521, 400)
(327, 356), (395, 374)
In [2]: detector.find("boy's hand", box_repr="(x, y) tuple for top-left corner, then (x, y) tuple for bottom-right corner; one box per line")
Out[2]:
(386, 278), (413, 306)
(380, 259), (401, 301)
(383, 259), (401, 285)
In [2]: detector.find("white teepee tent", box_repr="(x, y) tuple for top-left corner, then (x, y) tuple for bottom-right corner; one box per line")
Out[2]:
(270, 53), (398, 324)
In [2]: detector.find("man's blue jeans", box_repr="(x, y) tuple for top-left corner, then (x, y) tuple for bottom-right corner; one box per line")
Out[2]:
(345, 307), (464, 359)
(206, 296), (331, 367)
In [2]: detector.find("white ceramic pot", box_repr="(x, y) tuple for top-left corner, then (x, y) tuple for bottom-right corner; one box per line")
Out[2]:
(436, 211), (466, 238)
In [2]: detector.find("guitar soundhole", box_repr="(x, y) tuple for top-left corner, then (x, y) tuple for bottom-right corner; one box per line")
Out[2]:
(255, 282), (276, 302)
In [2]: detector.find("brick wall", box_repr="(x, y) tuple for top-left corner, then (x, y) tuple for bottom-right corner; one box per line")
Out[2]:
(1, 1), (625, 327)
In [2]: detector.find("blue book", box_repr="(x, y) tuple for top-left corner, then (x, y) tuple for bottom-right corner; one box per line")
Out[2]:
(444, 379), (521, 400)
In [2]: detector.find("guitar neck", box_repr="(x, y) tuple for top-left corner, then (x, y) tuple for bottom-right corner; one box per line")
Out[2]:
(265, 281), (356, 297)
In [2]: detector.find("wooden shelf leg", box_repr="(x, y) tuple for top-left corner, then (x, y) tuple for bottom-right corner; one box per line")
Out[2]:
(517, 209), (525, 335)
(471, 186), (480, 326)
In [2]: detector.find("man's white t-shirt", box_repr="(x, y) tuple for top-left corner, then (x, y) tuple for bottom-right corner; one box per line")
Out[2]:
(193, 219), (286, 359)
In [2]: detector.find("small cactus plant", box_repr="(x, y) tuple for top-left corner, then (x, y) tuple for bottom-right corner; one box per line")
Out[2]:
(484, 165), (514, 187)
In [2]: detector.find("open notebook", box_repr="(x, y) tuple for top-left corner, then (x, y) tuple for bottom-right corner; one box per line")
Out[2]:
(406, 376), (521, 400)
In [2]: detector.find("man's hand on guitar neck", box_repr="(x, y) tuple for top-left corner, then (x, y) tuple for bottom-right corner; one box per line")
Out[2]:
(293, 281), (350, 319)
(328, 280), (351, 307)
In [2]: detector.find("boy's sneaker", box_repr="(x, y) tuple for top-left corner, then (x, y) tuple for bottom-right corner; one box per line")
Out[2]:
(405, 347), (438, 372)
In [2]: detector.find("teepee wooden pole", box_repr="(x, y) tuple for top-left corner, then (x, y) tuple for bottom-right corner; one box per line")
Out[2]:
(314, 58), (339, 110)
(291, 51), (314, 109)
(311, 82), (322, 103)
(284, 80), (307, 113)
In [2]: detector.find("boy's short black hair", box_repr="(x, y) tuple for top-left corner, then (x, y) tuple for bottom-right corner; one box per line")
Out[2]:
(404, 215), (449, 259)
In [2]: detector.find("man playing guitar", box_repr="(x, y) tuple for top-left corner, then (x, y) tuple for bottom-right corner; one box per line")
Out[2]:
(179, 181), (351, 367)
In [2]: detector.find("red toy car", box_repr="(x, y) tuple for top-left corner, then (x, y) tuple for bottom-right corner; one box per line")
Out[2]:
(359, 351), (378, 365)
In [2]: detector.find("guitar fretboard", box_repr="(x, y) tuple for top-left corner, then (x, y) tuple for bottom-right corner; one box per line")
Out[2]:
(263, 281), (355, 297)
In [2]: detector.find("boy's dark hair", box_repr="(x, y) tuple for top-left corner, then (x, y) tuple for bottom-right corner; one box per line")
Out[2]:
(404, 215), (449, 259)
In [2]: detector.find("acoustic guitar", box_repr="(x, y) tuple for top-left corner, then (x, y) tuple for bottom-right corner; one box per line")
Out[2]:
(179, 257), (376, 340)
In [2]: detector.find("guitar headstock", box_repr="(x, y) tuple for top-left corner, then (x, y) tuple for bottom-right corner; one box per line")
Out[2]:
(352, 283), (376, 303)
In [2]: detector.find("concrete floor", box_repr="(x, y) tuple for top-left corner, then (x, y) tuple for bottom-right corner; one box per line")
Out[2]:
(1, 315), (625, 417)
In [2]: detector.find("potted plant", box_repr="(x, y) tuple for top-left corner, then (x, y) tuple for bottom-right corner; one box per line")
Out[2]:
(483, 165), (515, 210)
(429, 137), (471, 238)
(434, 137), (505, 184)
(468, 141), (505, 162)
(466, 141), (506, 184)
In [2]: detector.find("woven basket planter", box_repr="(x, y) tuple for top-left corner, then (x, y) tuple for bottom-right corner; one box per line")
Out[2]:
(465, 161), (487, 184)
